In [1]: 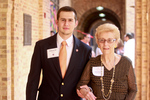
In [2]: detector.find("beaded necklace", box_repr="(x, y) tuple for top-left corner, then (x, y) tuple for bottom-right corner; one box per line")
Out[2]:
(100, 56), (116, 100)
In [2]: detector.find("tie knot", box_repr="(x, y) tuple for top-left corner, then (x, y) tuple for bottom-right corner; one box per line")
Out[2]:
(61, 41), (67, 46)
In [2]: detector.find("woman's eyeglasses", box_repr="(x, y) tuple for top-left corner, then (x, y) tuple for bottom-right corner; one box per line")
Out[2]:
(98, 38), (116, 43)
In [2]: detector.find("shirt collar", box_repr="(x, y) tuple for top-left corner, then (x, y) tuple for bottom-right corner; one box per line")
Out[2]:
(57, 33), (73, 47)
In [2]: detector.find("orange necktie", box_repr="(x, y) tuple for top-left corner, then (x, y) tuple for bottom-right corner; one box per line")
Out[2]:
(59, 41), (67, 78)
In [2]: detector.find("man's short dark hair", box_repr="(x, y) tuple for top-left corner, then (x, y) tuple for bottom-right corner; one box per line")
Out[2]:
(50, 31), (55, 34)
(57, 6), (77, 21)
(131, 33), (134, 38)
(126, 33), (133, 39)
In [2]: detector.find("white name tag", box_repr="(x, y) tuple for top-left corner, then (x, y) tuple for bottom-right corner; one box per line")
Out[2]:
(92, 66), (104, 76)
(47, 48), (59, 58)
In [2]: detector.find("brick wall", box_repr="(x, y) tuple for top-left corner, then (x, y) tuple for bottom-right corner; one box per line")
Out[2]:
(59, 0), (71, 8)
(39, 0), (51, 39)
(12, 0), (40, 99)
(126, 0), (135, 33)
(0, 0), (51, 100)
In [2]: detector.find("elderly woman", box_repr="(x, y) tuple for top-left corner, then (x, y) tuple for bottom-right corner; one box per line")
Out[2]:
(76, 23), (137, 100)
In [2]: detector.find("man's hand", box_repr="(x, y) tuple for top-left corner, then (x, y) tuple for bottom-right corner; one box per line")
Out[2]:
(77, 89), (85, 98)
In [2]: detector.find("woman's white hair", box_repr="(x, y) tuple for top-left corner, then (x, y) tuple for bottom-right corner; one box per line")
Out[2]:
(95, 23), (120, 43)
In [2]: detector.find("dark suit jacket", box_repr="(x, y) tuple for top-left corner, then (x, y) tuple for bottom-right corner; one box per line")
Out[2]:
(26, 33), (92, 100)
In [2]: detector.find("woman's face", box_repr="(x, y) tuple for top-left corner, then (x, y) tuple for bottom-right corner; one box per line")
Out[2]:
(97, 32), (118, 55)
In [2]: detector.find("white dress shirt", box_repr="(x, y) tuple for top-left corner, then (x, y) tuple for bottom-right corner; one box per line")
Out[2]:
(57, 33), (74, 69)
(124, 39), (135, 68)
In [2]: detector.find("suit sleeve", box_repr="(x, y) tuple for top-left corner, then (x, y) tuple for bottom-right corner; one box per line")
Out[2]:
(26, 42), (42, 100)
(76, 60), (91, 89)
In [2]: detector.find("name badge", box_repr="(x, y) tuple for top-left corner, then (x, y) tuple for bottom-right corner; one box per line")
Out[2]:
(47, 48), (59, 58)
(92, 66), (104, 76)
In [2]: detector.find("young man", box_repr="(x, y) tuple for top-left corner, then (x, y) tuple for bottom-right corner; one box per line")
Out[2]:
(81, 33), (96, 57)
(26, 6), (92, 100)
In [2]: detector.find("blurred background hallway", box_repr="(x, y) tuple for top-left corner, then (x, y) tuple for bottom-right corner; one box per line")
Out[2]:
(0, 0), (150, 99)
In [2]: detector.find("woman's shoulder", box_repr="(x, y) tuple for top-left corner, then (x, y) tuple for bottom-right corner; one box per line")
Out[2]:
(117, 55), (133, 70)
(89, 55), (101, 65)
(120, 56), (132, 64)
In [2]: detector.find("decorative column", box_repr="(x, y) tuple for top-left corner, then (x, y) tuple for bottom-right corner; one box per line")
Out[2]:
(0, 0), (13, 99)
(135, 0), (150, 99)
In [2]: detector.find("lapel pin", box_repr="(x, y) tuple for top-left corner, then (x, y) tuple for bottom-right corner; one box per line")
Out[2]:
(76, 49), (78, 52)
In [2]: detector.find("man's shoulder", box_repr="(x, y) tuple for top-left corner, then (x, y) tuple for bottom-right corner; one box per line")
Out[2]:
(34, 36), (57, 49)
(36, 37), (51, 44)
(74, 36), (91, 49)
(78, 40), (92, 50)
(37, 34), (56, 44)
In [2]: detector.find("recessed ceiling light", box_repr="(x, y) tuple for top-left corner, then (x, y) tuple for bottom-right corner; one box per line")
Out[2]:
(102, 18), (106, 21)
(96, 6), (104, 11)
(99, 13), (105, 17)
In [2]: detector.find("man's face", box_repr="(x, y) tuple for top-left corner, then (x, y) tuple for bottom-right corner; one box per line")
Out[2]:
(56, 11), (78, 38)
(85, 34), (91, 43)
(124, 36), (128, 42)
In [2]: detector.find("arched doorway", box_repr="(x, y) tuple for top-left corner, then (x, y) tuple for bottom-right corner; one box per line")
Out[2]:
(77, 7), (122, 52)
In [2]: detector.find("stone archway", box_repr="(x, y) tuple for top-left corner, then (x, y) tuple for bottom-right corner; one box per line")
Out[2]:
(72, 0), (126, 39)
(77, 7), (122, 32)
(76, 7), (122, 52)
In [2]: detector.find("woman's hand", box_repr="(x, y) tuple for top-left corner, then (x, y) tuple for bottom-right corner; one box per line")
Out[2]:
(77, 85), (97, 100)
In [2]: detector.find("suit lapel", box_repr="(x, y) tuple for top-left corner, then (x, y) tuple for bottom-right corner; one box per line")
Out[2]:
(48, 33), (62, 78)
(64, 36), (81, 79)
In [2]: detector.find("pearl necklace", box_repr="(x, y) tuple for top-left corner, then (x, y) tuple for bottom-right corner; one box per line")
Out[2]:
(100, 56), (116, 100)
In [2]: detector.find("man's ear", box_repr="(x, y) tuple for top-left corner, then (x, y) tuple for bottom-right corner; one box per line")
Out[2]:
(75, 20), (78, 28)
